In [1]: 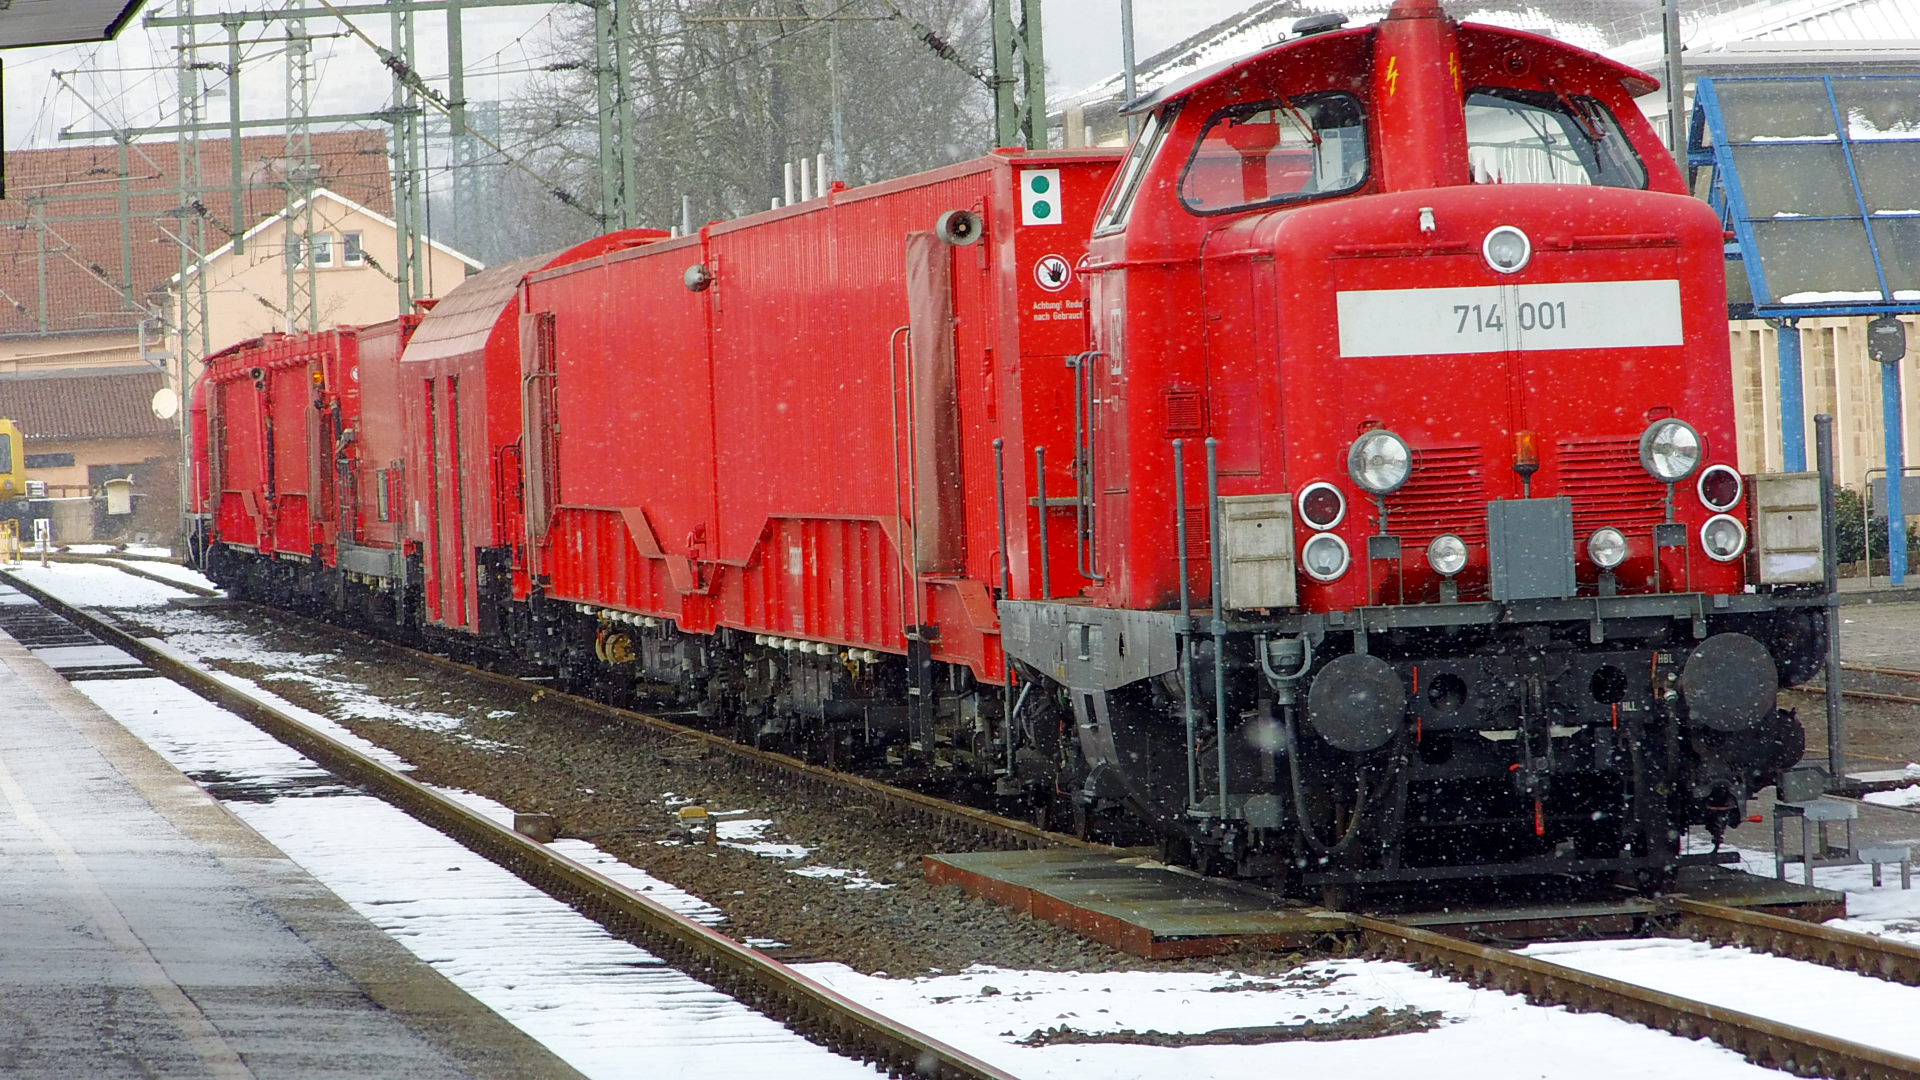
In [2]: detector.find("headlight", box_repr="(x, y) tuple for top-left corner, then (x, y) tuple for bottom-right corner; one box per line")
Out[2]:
(1297, 482), (1347, 531)
(1639, 418), (1703, 483)
(1301, 533), (1351, 582)
(1427, 534), (1468, 576)
(1701, 514), (1747, 562)
(1588, 527), (1628, 569)
(1348, 430), (1412, 495)
(1697, 464), (1743, 512)
(1482, 225), (1531, 274)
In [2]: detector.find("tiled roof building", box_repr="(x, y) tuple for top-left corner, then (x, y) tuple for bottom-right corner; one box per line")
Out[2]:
(0, 129), (399, 546)
(0, 129), (392, 337)
(0, 367), (171, 442)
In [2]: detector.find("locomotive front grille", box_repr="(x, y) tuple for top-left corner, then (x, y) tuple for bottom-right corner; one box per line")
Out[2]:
(1557, 437), (1667, 535)
(1388, 444), (1487, 548)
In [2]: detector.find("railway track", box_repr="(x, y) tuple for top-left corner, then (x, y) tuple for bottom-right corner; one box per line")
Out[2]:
(1355, 914), (1920, 1080)
(251, 597), (1098, 859)
(1659, 898), (1920, 987)
(0, 568), (1018, 1080)
(1803, 662), (1920, 707)
(17, 560), (1920, 1078)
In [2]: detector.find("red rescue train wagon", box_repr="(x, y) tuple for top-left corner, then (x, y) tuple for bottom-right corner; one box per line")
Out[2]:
(193, 0), (1829, 897)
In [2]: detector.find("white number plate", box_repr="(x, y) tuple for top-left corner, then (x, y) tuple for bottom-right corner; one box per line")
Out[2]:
(1335, 279), (1684, 358)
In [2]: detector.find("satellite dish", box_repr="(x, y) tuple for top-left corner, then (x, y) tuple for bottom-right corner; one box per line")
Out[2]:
(151, 387), (180, 421)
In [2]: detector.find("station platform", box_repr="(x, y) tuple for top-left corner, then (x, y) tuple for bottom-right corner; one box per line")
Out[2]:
(0, 627), (582, 1079)
(924, 850), (1843, 959)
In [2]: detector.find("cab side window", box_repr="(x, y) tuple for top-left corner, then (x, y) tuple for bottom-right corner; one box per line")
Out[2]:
(1095, 107), (1175, 234)
(1179, 93), (1368, 214)
(1465, 88), (1647, 188)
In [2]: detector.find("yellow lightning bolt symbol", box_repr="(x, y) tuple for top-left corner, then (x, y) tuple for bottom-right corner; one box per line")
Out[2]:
(1449, 53), (1461, 92)
(1386, 55), (1400, 96)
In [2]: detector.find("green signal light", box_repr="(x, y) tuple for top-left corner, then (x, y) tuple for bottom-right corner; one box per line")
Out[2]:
(1029, 175), (1052, 194)
(1032, 200), (1053, 219)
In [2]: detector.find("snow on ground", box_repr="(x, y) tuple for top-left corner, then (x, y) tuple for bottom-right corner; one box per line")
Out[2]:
(794, 962), (1782, 1080)
(700, 815), (894, 890)
(1702, 837), (1920, 948)
(1867, 784), (1920, 809)
(75, 675), (877, 1080)
(106, 559), (218, 591)
(1519, 935), (1920, 1058)
(59, 544), (174, 558)
(8, 560), (194, 607)
(79, 661), (1795, 1080)
(22, 559), (1920, 1077)
(93, 601), (509, 751)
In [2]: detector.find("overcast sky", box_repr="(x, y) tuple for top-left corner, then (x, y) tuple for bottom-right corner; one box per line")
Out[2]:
(3, 1), (1253, 151)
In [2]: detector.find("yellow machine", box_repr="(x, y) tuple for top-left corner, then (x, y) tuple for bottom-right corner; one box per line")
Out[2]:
(0, 419), (21, 500)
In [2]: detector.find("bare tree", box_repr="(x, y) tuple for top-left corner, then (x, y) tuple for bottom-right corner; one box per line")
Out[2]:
(447, 0), (991, 259)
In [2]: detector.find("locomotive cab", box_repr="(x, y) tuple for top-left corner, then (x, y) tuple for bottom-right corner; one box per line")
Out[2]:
(1003, 0), (1828, 896)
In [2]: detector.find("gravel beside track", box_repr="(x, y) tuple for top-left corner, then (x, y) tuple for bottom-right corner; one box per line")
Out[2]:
(113, 602), (1311, 982)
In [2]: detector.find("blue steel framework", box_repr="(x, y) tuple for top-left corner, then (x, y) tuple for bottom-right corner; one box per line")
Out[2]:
(1691, 75), (1920, 583)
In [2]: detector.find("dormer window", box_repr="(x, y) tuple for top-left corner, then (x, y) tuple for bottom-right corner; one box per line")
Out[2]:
(1180, 92), (1368, 214)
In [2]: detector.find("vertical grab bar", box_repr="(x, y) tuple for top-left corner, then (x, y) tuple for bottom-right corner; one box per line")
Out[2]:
(1175, 439), (1198, 810)
(1207, 437), (1228, 819)
(1066, 351), (1104, 582)
(994, 437), (1016, 780)
(1035, 446), (1051, 600)
(993, 438), (1012, 600)
(886, 325), (917, 640)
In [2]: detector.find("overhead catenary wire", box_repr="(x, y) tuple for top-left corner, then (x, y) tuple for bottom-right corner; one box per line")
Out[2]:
(303, 0), (598, 221)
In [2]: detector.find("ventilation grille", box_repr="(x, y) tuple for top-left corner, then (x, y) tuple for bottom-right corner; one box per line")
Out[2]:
(1557, 437), (1667, 535)
(1388, 445), (1487, 547)
(1164, 385), (1207, 437)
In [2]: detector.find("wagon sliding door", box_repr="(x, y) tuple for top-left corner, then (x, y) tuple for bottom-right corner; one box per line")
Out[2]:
(520, 311), (560, 583)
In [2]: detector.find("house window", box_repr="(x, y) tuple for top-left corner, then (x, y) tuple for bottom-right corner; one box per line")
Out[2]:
(286, 234), (305, 266)
(343, 232), (364, 266)
(310, 234), (334, 268)
(25, 453), (75, 469)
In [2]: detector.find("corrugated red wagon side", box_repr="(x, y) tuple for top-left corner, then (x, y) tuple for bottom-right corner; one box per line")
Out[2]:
(519, 152), (1118, 682)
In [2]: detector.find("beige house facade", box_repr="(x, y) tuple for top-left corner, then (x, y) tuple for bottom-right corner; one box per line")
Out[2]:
(171, 186), (482, 380)
(0, 133), (481, 545)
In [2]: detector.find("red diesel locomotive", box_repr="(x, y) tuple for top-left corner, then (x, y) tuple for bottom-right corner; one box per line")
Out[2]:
(191, 0), (1826, 895)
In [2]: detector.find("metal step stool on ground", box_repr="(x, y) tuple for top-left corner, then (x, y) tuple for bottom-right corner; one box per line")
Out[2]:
(1858, 843), (1913, 889)
(1774, 798), (1858, 886)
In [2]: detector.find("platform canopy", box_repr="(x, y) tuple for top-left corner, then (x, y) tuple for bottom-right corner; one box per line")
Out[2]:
(1693, 75), (1920, 319)
(0, 0), (145, 49)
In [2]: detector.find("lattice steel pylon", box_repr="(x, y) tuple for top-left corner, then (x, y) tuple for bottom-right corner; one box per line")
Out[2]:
(389, 4), (426, 309)
(285, 15), (321, 334)
(173, 0), (213, 374)
(447, 99), (500, 262)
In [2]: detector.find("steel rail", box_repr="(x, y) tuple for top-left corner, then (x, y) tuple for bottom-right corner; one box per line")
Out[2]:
(1803, 661), (1920, 705)
(1800, 683), (1920, 708)
(1351, 914), (1920, 1080)
(236, 596), (1102, 857)
(1839, 662), (1920, 681)
(37, 550), (1091, 855)
(0, 569), (1021, 1080)
(1662, 898), (1920, 987)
